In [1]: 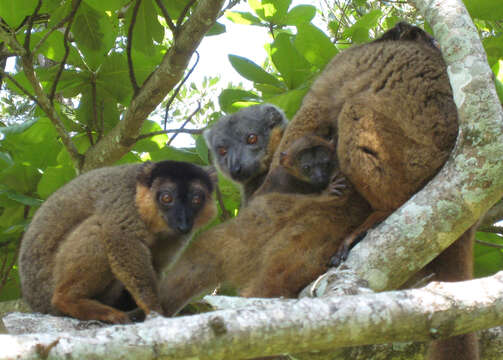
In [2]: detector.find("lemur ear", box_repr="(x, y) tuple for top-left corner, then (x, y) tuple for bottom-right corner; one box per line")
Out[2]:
(137, 161), (156, 186)
(263, 104), (287, 128)
(204, 166), (218, 187)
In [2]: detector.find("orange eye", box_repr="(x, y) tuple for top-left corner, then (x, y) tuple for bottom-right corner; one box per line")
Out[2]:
(217, 146), (227, 156)
(159, 193), (173, 205)
(247, 134), (258, 145)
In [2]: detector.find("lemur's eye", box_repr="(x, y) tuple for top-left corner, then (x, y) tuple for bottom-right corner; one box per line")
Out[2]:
(192, 193), (203, 206)
(217, 146), (227, 156)
(247, 134), (258, 145)
(302, 164), (311, 173)
(159, 193), (173, 205)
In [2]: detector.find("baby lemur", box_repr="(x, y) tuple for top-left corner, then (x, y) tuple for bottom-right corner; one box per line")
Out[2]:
(19, 160), (217, 324)
(255, 134), (347, 197)
(204, 103), (287, 204)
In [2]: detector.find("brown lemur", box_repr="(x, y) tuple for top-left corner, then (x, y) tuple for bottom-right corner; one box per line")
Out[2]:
(267, 22), (458, 264)
(204, 103), (288, 204)
(267, 22), (477, 360)
(19, 160), (217, 324)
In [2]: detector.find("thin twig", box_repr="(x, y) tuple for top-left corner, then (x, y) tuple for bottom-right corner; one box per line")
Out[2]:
(163, 51), (200, 130)
(218, 0), (241, 18)
(127, 0), (142, 95)
(154, 0), (176, 34)
(23, 0), (42, 53)
(478, 225), (503, 235)
(49, 0), (82, 103)
(475, 239), (503, 249)
(88, 74), (98, 145)
(1, 70), (41, 106)
(167, 101), (201, 146)
(136, 127), (206, 141)
(176, 0), (197, 29)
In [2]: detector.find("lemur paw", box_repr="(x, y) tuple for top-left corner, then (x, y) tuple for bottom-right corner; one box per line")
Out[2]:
(328, 172), (348, 197)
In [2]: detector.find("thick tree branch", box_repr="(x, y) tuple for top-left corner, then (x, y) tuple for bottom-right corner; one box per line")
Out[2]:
(335, 0), (503, 292)
(81, 0), (225, 171)
(2, 272), (503, 359)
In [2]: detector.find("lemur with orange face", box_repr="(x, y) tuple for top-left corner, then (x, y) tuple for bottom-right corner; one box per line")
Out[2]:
(19, 160), (217, 324)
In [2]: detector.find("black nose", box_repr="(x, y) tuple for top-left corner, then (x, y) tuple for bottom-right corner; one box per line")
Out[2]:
(175, 209), (193, 234)
(176, 223), (192, 234)
(229, 163), (242, 178)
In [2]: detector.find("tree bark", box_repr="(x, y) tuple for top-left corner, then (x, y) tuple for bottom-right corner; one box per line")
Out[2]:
(2, 272), (503, 359)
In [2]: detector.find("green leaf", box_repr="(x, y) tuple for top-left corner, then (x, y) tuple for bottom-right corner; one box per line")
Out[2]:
(284, 5), (315, 26)
(248, 0), (292, 24)
(1, 117), (62, 169)
(218, 89), (261, 113)
(295, 23), (337, 69)
(267, 87), (309, 119)
(270, 33), (312, 89)
(195, 135), (209, 164)
(0, 0), (37, 28)
(72, 2), (117, 70)
(29, 30), (84, 68)
(76, 86), (120, 133)
(148, 146), (204, 164)
(254, 83), (286, 96)
(206, 22), (226, 36)
(0, 152), (14, 170)
(474, 232), (503, 277)
(342, 9), (382, 43)
(158, 0), (193, 20)
(0, 188), (42, 207)
(37, 165), (77, 199)
(97, 52), (133, 104)
(216, 173), (242, 211)
(85, 0), (127, 12)
(492, 60), (503, 104)
(0, 118), (38, 136)
(0, 164), (41, 195)
(133, 120), (169, 153)
(464, 0), (503, 21)
(248, 0), (276, 22)
(228, 55), (283, 87)
(483, 35), (503, 68)
(56, 135), (91, 166)
(127, 0), (164, 56)
(226, 11), (262, 25)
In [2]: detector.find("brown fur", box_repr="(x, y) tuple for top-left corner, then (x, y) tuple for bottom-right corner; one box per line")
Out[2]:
(160, 189), (371, 315)
(136, 183), (171, 236)
(160, 24), (476, 359)
(19, 161), (216, 323)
